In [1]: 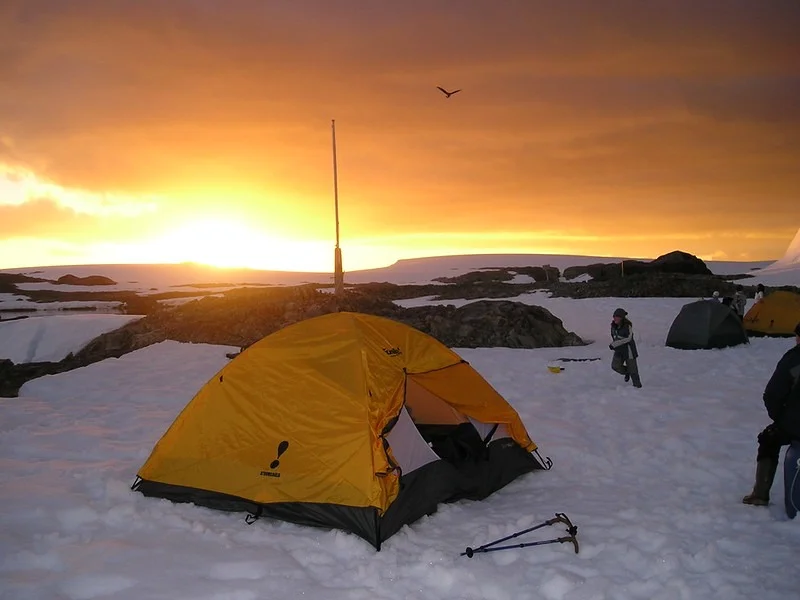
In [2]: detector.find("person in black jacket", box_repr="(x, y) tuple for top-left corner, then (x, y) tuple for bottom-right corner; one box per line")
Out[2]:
(742, 321), (800, 506)
(609, 308), (642, 388)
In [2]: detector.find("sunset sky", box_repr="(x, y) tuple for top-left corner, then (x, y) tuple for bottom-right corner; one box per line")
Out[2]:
(1, 0), (798, 272)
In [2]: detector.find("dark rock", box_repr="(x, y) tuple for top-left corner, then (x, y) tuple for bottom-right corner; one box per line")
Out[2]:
(510, 265), (561, 283)
(56, 274), (117, 286)
(649, 251), (712, 275)
(0, 286), (585, 397)
(399, 300), (583, 348)
(434, 269), (515, 285)
(563, 251), (711, 281)
(434, 265), (560, 285)
(120, 295), (162, 315)
(0, 273), (49, 293)
(124, 287), (584, 351)
(546, 273), (746, 299)
(562, 265), (589, 280)
(0, 358), (74, 398)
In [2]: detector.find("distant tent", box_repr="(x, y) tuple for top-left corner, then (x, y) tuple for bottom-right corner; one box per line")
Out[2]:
(743, 291), (800, 337)
(666, 300), (749, 349)
(133, 312), (546, 549)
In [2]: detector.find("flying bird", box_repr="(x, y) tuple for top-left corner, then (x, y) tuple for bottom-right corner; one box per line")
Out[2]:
(437, 86), (461, 98)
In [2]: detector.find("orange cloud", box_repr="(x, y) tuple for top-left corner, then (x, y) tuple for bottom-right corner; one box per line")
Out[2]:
(0, 0), (797, 265)
(0, 197), (87, 237)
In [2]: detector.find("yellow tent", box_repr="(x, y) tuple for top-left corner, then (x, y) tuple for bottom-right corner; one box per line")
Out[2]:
(743, 291), (800, 337)
(134, 312), (544, 549)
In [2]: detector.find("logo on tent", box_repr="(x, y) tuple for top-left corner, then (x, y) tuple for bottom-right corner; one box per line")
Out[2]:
(260, 440), (289, 478)
(383, 347), (402, 356)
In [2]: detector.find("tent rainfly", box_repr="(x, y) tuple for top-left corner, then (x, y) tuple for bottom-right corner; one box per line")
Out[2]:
(133, 312), (547, 549)
(665, 300), (749, 350)
(744, 291), (800, 337)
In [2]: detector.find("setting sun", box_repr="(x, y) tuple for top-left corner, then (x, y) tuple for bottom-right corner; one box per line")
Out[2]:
(151, 218), (287, 270)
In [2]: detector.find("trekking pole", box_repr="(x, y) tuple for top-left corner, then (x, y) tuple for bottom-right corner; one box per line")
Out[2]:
(461, 513), (577, 557)
(464, 534), (579, 557)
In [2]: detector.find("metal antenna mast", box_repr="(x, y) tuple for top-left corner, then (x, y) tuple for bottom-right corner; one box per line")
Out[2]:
(332, 119), (344, 296)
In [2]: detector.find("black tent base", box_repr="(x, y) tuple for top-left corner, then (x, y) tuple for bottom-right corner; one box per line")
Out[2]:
(133, 439), (542, 550)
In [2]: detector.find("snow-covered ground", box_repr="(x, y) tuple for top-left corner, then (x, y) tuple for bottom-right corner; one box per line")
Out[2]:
(741, 228), (800, 286)
(1, 271), (798, 599)
(2, 253), (795, 319)
(0, 314), (140, 363)
(759, 228), (800, 275)
(0, 292), (124, 314)
(0, 253), (789, 297)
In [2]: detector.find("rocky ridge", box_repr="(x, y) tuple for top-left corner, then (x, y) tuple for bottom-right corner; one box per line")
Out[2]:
(2, 250), (797, 397)
(0, 287), (583, 397)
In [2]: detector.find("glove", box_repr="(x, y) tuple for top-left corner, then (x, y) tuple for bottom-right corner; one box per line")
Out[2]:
(608, 344), (614, 350)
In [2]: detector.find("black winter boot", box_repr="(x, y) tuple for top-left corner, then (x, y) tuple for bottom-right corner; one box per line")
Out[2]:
(742, 458), (778, 506)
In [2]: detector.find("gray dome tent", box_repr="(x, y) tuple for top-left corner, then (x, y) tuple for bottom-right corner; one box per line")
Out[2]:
(665, 300), (749, 350)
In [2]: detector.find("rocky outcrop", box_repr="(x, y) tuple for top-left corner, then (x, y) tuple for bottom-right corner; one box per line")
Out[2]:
(649, 251), (712, 275)
(434, 269), (515, 285)
(562, 250), (712, 281)
(0, 287), (584, 397)
(434, 265), (561, 285)
(76, 288), (584, 352)
(546, 273), (746, 299)
(0, 358), (74, 397)
(561, 265), (587, 281)
(399, 300), (584, 348)
(56, 274), (117, 286)
(0, 273), (49, 293)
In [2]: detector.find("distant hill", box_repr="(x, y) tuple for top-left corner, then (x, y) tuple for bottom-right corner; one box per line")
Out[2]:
(0, 253), (778, 294)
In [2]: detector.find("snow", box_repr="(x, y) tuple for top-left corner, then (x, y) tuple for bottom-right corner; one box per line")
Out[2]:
(508, 273), (537, 284)
(0, 296), (123, 312)
(1, 260), (799, 600)
(766, 228), (800, 271)
(732, 268), (800, 287)
(397, 290), (762, 346)
(0, 314), (141, 363)
(741, 228), (800, 285)
(731, 228), (800, 286)
(157, 294), (226, 308)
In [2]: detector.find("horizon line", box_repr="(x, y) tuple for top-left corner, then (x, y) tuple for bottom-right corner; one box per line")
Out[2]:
(0, 251), (778, 276)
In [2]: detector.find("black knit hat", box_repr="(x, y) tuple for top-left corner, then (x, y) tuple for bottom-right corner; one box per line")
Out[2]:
(613, 308), (627, 318)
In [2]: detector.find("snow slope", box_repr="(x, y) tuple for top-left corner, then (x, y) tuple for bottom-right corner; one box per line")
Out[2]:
(0, 314), (141, 363)
(0, 291), (798, 600)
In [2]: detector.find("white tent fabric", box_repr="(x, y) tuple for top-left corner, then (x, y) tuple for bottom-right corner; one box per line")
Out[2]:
(385, 406), (440, 474)
(469, 417), (510, 443)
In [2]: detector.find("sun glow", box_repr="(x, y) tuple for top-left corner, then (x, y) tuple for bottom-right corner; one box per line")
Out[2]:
(0, 164), (157, 217)
(152, 218), (285, 269)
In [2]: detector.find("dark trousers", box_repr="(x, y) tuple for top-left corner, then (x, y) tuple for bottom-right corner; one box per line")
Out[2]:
(611, 353), (641, 386)
(756, 423), (795, 462)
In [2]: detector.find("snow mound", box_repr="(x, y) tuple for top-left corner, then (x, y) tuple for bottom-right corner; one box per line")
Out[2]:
(0, 314), (141, 363)
(764, 227), (800, 272)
